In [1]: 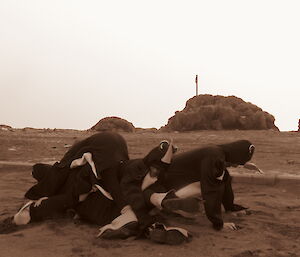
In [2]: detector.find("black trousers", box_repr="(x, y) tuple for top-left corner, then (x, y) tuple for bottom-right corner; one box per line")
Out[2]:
(28, 166), (89, 222)
(29, 192), (77, 222)
(143, 174), (235, 211)
(75, 191), (120, 226)
(100, 166), (127, 212)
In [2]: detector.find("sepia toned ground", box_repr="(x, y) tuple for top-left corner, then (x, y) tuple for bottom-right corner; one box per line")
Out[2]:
(0, 129), (299, 257)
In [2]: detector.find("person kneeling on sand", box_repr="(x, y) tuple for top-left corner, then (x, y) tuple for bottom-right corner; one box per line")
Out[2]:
(141, 140), (263, 231)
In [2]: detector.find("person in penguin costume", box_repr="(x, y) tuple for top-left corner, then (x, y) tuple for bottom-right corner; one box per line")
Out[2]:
(143, 140), (262, 231)
(10, 132), (130, 226)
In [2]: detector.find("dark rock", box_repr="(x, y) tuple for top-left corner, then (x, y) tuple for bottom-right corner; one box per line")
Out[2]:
(161, 95), (279, 131)
(90, 116), (135, 132)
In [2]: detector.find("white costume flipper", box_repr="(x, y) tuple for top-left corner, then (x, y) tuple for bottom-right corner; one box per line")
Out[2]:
(70, 152), (98, 178)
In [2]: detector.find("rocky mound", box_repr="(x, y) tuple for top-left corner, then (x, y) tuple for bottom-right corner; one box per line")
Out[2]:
(162, 95), (279, 131)
(0, 125), (13, 131)
(90, 116), (135, 132)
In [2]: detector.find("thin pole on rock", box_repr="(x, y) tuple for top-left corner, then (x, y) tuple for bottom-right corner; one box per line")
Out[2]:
(195, 74), (198, 96)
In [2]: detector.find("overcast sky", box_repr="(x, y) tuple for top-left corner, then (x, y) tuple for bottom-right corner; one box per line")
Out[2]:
(1, 0), (299, 131)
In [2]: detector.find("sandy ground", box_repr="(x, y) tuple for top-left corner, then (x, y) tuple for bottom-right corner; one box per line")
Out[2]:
(0, 129), (299, 257)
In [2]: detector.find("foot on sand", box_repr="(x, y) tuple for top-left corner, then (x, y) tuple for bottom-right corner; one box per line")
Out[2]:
(99, 221), (138, 240)
(162, 192), (200, 213)
(147, 222), (191, 245)
(0, 217), (19, 234)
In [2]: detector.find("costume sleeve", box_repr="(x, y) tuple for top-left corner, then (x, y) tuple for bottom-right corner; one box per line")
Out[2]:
(120, 161), (151, 221)
(200, 157), (226, 230)
(143, 178), (168, 207)
(25, 164), (70, 200)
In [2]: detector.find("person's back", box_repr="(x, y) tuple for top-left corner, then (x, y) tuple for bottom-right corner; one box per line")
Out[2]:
(58, 132), (129, 175)
(163, 145), (223, 189)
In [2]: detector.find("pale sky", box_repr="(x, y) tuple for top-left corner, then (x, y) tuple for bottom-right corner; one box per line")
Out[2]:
(1, 0), (299, 131)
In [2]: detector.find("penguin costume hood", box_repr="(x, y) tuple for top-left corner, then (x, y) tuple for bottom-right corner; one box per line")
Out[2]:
(219, 140), (255, 165)
(143, 140), (177, 170)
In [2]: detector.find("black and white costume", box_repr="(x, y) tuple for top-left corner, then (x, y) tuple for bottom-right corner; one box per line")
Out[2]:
(22, 132), (129, 224)
(144, 140), (255, 230)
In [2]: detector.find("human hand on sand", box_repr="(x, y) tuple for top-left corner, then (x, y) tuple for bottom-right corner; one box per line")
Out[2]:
(34, 197), (48, 207)
(231, 209), (251, 217)
(243, 162), (264, 174)
(224, 222), (240, 230)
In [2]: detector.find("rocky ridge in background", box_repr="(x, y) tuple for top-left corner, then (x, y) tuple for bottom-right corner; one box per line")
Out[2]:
(9, 95), (277, 133)
(160, 94), (279, 131)
(0, 125), (13, 131)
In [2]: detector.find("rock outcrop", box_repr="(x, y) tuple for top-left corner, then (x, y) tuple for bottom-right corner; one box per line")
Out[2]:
(161, 95), (279, 131)
(90, 116), (135, 132)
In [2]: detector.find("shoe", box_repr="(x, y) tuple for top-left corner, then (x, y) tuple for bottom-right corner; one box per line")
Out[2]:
(100, 221), (138, 240)
(230, 204), (248, 212)
(148, 223), (190, 245)
(162, 197), (200, 213)
(0, 217), (18, 234)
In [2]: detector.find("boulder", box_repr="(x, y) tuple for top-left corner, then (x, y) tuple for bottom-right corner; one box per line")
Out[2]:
(0, 124), (13, 131)
(90, 116), (135, 132)
(161, 95), (279, 131)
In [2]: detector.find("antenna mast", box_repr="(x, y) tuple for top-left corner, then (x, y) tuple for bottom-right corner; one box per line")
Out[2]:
(195, 74), (198, 96)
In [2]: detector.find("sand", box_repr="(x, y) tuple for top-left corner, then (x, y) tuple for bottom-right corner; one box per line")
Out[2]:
(0, 129), (299, 257)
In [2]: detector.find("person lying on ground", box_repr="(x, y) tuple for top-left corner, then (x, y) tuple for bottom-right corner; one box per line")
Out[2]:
(11, 132), (131, 225)
(12, 163), (98, 225)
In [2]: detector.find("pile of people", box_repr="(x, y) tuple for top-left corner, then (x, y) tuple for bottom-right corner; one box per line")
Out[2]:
(6, 132), (262, 245)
